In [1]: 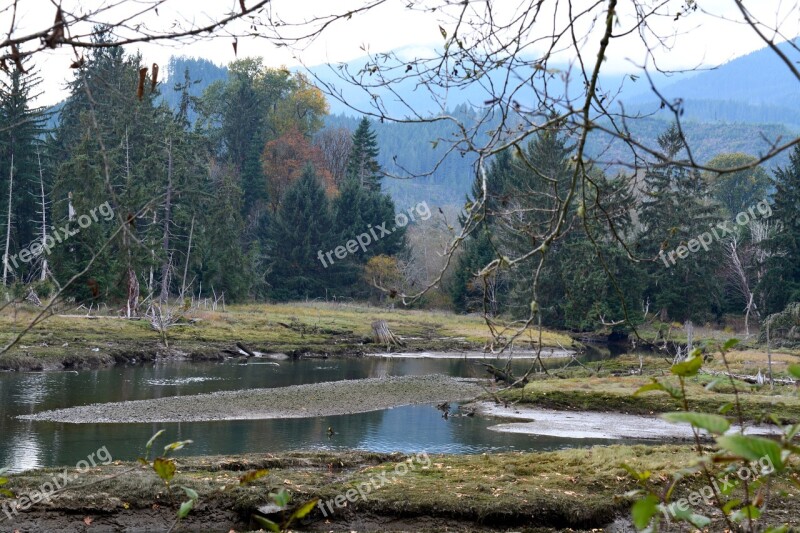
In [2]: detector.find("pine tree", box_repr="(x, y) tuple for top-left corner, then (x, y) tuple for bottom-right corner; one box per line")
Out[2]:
(329, 177), (405, 296)
(347, 117), (382, 192)
(763, 144), (800, 311)
(638, 124), (722, 321)
(267, 165), (333, 301)
(0, 64), (48, 284)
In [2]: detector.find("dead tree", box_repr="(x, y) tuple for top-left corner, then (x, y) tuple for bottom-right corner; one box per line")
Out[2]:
(159, 137), (173, 304)
(2, 154), (13, 286)
(476, 362), (528, 388)
(372, 320), (405, 348)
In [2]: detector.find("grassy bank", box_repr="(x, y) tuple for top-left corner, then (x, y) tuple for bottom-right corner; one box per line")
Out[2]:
(2, 446), (797, 532)
(498, 348), (800, 423)
(0, 302), (575, 371)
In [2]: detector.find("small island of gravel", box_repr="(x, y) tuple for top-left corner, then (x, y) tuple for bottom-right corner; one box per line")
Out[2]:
(18, 374), (485, 424)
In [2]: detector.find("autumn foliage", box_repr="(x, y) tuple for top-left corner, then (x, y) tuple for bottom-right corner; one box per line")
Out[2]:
(261, 126), (336, 212)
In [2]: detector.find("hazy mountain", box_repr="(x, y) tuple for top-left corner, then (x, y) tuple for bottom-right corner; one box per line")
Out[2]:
(625, 39), (800, 129)
(155, 46), (800, 207)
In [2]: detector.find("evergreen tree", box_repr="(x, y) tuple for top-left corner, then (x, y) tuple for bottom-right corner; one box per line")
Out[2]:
(329, 177), (405, 296)
(0, 64), (48, 283)
(763, 145), (800, 311)
(267, 165), (333, 301)
(637, 124), (722, 321)
(704, 152), (770, 217)
(347, 117), (382, 192)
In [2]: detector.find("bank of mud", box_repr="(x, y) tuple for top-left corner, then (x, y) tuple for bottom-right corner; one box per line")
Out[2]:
(0, 447), (676, 533)
(3, 446), (798, 532)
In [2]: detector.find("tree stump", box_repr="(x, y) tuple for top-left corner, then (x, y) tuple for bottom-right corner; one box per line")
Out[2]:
(371, 320), (405, 348)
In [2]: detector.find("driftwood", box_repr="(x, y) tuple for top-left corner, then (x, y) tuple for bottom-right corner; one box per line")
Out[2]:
(701, 370), (798, 386)
(371, 320), (405, 347)
(476, 362), (528, 388)
(25, 288), (42, 307)
(236, 342), (257, 358)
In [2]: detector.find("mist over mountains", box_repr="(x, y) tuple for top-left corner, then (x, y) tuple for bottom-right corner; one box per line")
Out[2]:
(159, 41), (799, 207)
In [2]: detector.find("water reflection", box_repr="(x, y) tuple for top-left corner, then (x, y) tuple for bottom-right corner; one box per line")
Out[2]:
(0, 354), (643, 472)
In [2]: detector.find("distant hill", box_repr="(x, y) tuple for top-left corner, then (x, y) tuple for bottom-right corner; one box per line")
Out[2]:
(154, 51), (800, 207)
(625, 39), (800, 129)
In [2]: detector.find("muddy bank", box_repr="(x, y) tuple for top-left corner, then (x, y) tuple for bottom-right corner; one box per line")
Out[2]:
(0, 448), (678, 533)
(476, 402), (782, 440)
(366, 349), (574, 359)
(4, 446), (798, 532)
(18, 375), (484, 423)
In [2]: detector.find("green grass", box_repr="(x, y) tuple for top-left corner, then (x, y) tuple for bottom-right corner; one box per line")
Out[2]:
(0, 301), (576, 370)
(498, 375), (800, 423)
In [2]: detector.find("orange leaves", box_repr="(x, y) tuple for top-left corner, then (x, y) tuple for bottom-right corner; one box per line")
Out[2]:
(262, 127), (336, 211)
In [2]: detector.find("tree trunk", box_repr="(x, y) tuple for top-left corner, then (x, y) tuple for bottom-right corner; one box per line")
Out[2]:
(180, 215), (195, 300)
(159, 137), (173, 303)
(37, 149), (49, 281)
(371, 320), (405, 347)
(3, 154), (13, 286)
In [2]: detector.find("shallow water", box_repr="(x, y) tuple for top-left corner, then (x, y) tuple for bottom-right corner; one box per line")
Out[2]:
(0, 356), (631, 472)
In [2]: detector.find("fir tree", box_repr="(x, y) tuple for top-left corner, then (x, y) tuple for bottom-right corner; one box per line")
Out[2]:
(347, 117), (382, 192)
(763, 144), (800, 311)
(0, 64), (48, 283)
(268, 165), (333, 301)
(638, 124), (722, 321)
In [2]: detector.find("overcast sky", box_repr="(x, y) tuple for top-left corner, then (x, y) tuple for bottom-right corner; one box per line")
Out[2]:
(5, 0), (800, 106)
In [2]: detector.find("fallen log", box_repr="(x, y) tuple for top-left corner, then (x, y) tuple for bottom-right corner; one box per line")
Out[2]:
(372, 320), (405, 347)
(476, 362), (528, 388)
(236, 342), (257, 358)
(701, 370), (797, 386)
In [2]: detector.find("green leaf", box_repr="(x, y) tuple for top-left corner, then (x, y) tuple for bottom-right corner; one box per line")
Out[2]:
(178, 499), (195, 519)
(621, 463), (651, 482)
(271, 488), (291, 508)
(716, 434), (783, 472)
(252, 515), (281, 532)
(668, 503), (712, 527)
(764, 526), (790, 533)
(163, 440), (193, 455)
(718, 402), (734, 415)
(671, 356), (702, 377)
(722, 498), (742, 513)
(633, 379), (667, 396)
(145, 430), (166, 458)
(788, 364), (800, 379)
(182, 486), (198, 500)
(662, 412), (730, 435)
(0, 488), (14, 498)
(723, 338), (740, 351)
(239, 469), (269, 486)
(439, 25), (447, 39)
(730, 504), (762, 522)
(153, 457), (176, 482)
(632, 494), (659, 529)
(289, 498), (319, 522)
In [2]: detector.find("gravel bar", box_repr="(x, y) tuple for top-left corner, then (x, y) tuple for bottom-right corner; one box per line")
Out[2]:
(18, 375), (484, 424)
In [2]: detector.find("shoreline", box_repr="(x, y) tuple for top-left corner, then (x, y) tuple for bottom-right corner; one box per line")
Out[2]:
(474, 401), (782, 441)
